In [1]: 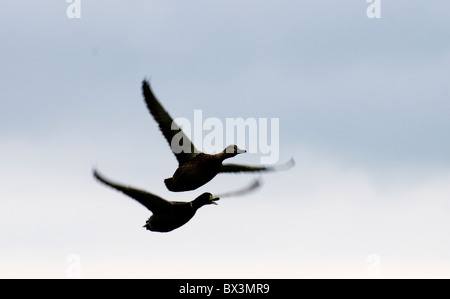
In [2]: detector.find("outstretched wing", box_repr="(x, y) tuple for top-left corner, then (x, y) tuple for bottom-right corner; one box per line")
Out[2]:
(214, 177), (263, 198)
(141, 80), (199, 165)
(220, 158), (295, 173)
(93, 168), (172, 214)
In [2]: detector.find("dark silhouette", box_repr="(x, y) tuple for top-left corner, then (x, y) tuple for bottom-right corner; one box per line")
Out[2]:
(142, 80), (294, 192)
(93, 169), (261, 232)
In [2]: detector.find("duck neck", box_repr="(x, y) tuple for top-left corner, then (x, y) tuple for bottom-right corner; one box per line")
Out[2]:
(216, 151), (234, 162)
(190, 199), (202, 210)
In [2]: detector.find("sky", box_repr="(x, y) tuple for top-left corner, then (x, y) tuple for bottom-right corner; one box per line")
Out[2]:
(1, 0), (449, 278)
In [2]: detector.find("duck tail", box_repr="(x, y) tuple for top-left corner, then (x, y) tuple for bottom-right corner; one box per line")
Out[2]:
(143, 219), (152, 231)
(164, 177), (174, 191)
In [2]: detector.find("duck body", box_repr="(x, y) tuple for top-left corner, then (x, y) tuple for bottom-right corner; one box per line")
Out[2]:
(164, 153), (224, 192)
(144, 202), (197, 232)
(142, 80), (294, 192)
(93, 169), (219, 233)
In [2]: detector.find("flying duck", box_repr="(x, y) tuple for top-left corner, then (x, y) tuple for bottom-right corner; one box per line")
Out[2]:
(93, 169), (261, 233)
(142, 80), (294, 192)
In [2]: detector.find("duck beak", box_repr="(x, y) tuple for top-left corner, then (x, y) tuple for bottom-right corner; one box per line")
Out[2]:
(237, 148), (246, 154)
(211, 197), (220, 205)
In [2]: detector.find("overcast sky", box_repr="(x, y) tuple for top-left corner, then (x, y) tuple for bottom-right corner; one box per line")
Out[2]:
(1, 1), (449, 278)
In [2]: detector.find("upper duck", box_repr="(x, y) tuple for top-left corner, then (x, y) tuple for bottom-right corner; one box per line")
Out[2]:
(142, 80), (293, 192)
(93, 169), (260, 232)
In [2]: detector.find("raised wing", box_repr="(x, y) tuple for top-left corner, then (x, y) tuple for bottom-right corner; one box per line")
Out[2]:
(93, 168), (172, 214)
(142, 80), (199, 165)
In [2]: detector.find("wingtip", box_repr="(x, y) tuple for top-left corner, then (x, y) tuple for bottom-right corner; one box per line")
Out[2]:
(269, 157), (295, 171)
(214, 176), (263, 199)
(142, 76), (153, 88)
(288, 157), (295, 168)
(141, 78), (158, 103)
(92, 167), (107, 183)
(280, 157), (295, 171)
(253, 176), (263, 189)
(142, 79), (150, 90)
(92, 167), (100, 180)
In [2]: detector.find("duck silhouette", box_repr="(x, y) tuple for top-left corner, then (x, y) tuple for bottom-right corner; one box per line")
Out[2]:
(93, 168), (261, 232)
(142, 80), (294, 192)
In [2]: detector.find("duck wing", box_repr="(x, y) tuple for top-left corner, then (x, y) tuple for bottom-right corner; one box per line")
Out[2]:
(142, 80), (199, 165)
(214, 177), (262, 198)
(93, 168), (172, 214)
(219, 158), (295, 173)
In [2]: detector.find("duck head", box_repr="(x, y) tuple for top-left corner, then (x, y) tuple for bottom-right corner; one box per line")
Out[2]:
(192, 192), (220, 208)
(222, 145), (246, 158)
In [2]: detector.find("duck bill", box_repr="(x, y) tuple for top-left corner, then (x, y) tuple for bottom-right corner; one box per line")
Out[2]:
(237, 148), (247, 154)
(210, 197), (220, 205)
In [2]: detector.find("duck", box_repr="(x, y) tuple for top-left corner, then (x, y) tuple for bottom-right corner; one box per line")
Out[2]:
(93, 169), (261, 232)
(141, 80), (294, 192)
